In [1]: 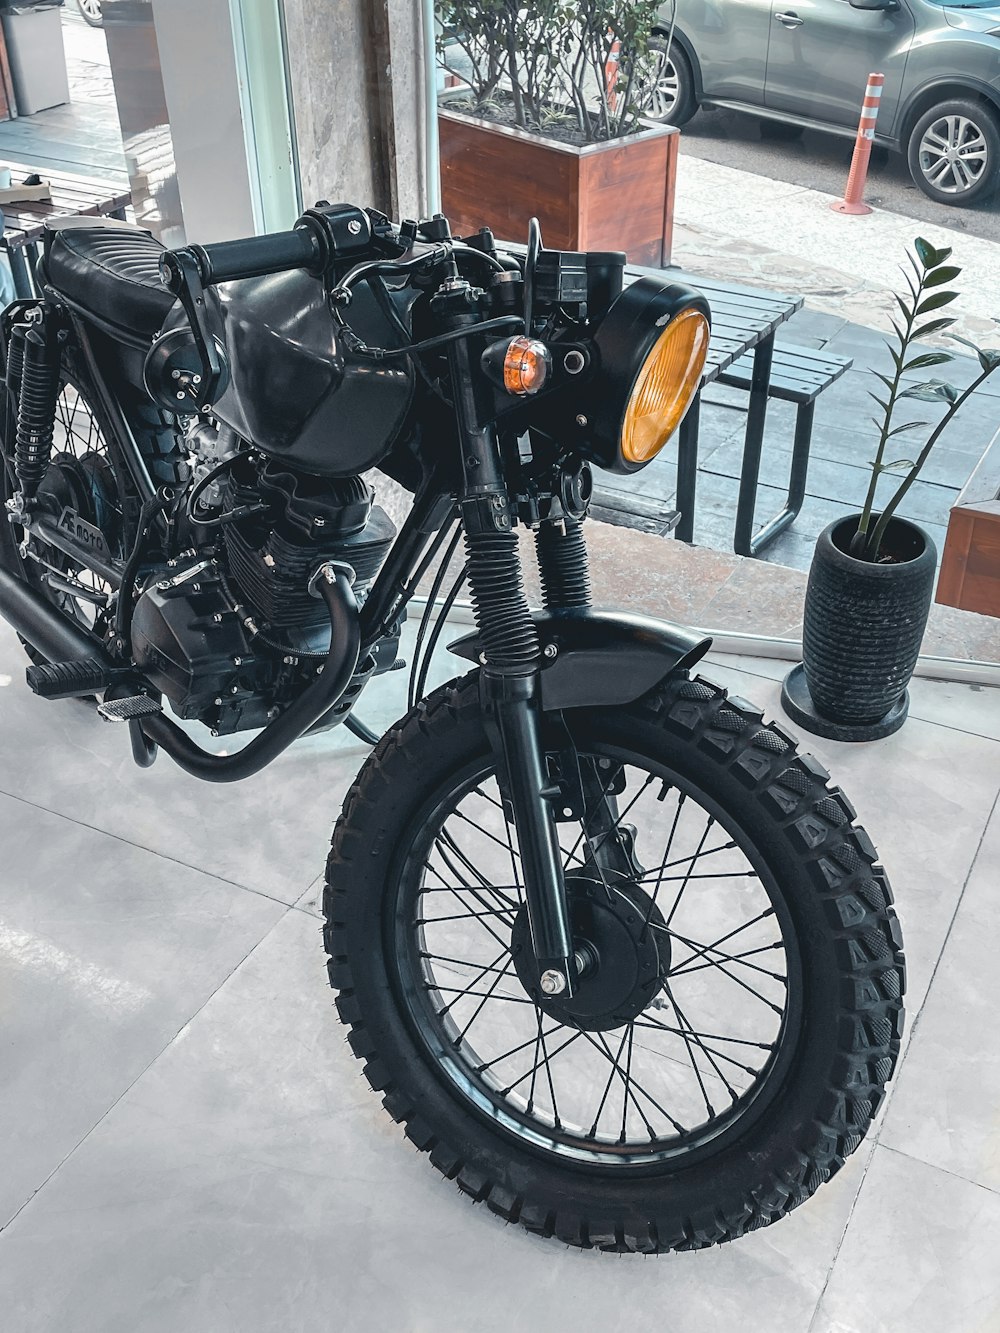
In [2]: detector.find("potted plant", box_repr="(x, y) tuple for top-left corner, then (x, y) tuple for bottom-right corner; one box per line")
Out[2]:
(436, 1), (678, 264)
(782, 237), (1000, 741)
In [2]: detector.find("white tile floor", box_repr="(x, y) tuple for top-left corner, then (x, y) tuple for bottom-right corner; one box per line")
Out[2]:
(1, 617), (998, 1333)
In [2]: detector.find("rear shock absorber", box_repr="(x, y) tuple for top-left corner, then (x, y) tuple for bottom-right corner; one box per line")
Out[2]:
(535, 515), (591, 611)
(14, 320), (61, 506)
(5, 321), (28, 399)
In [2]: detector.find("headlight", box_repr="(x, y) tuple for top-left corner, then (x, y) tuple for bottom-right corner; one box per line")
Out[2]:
(583, 278), (710, 474)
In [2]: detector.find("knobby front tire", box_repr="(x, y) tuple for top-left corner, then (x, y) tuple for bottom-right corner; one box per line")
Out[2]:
(323, 671), (904, 1253)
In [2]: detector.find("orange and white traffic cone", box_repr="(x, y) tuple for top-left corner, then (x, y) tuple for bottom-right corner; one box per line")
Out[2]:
(604, 35), (621, 114)
(831, 73), (884, 216)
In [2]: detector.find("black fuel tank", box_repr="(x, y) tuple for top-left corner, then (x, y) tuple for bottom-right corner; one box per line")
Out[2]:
(166, 270), (416, 478)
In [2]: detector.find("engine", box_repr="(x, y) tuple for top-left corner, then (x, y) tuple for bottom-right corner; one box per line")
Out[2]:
(130, 437), (400, 735)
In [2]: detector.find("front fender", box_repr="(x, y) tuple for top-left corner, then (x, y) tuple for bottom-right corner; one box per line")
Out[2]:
(448, 609), (711, 710)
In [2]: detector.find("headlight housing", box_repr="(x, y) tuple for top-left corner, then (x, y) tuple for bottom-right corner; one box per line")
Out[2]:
(582, 277), (710, 475)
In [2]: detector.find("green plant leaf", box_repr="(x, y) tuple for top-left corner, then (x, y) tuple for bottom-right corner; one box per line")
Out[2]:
(913, 237), (937, 268)
(900, 379), (958, 403)
(883, 458), (916, 470)
(923, 265), (962, 288)
(871, 369), (896, 392)
(946, 332), (982, 356)
(887, 421), (927, 437)
(867, 390), (890, 412)
(891, 292), (911, 325)
(904, 351), (953, 371)
(911, 317), (956, 341)
(916, 290), (958, 314)
(945, 334), (1000, 373)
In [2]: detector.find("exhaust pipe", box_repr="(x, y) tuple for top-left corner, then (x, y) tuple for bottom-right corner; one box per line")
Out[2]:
(0, 563), (113, 667)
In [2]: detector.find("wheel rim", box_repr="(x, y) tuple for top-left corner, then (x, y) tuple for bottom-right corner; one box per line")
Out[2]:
(641, 47), (680, 122)
(79, 0), (102, 17)
(918, 114), (989, 195)
(392, 741), (803, 1170)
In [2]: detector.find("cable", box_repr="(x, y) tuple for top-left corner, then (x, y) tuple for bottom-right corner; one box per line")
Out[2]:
(409, 520), (462, 710)
(344, 316), (523, 363)
(413, 556), (468, 707)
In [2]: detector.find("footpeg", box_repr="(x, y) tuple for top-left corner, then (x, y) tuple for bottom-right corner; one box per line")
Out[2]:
(26, 657), (113, 699)
(97, 695), (163, 723)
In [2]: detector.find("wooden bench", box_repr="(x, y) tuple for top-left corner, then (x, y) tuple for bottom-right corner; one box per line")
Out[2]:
(717, 343), (852, 556)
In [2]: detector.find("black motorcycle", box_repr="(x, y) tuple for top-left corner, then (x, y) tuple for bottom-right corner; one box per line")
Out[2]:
(0, 204), (904, 1252)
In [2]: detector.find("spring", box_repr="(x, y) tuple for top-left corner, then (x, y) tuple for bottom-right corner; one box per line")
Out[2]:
(464, 528), (539, 672)
(14, 325), (61, 502)
(535, 517), (592, 610)
(5, 323), (27, 397)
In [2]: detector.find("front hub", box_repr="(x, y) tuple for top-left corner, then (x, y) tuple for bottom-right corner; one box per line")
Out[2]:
(511, 870), (671, 1031)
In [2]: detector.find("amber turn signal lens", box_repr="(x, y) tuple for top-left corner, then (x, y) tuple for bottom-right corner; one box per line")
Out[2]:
(502, 337), (552, 396)
(621, 308), (709, 465)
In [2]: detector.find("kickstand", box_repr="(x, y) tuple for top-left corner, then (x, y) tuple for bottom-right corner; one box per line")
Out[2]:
(344, 712), (380, 745)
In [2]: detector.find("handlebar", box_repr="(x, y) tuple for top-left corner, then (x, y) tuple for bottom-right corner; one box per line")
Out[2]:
(182, 227), (321, 286)
(159, 202), (379, 294)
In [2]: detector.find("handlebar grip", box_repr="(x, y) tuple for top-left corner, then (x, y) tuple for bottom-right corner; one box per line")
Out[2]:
(182, 226), (321, 286)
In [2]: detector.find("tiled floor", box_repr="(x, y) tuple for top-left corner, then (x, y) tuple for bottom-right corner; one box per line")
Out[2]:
(1, 609), (999, 1333)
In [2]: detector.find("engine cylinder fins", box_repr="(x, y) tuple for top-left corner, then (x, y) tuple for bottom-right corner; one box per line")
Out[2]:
(255, 461), (372, 539)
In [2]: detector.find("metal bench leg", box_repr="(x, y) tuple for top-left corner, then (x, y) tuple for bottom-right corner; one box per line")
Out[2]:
(7, 247), (33, 299)
(25, 242), (40, 292)
(746, 397), (814, 557)
(674, 391), (701, 544)
(734, 335), (774, 557)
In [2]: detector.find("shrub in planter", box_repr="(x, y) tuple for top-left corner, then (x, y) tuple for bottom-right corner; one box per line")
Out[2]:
(782, 238), (1000, 741)
(436, 1), (678, 264)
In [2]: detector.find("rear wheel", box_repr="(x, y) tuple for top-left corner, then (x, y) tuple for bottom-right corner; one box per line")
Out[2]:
(324, 672), (905, 1251)
(907, 99), (1000, 206)
(0, 357), (185, 661)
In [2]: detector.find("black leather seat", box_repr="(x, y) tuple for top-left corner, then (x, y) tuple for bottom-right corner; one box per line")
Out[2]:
(42, 218), (176, 339)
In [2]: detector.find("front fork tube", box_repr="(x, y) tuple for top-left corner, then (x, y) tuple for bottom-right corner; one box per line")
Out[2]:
(482, 671), (576, 993)
(444, 327), (576, 995)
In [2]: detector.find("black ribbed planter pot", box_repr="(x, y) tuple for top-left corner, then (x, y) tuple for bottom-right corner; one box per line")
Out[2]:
(781, 514), (937, 741)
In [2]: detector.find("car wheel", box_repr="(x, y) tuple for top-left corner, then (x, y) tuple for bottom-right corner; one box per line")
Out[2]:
(640, 35), (698, 127)
(907, 99), (999, 206)
(75, 0), (103, 25)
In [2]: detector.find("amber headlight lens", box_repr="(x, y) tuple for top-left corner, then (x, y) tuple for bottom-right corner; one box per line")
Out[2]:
(579, 277), (711, 476)
(621, 308), (709, 465)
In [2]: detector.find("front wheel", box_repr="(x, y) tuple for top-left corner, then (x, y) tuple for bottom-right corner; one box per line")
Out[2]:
(324, 672), (904, 1252)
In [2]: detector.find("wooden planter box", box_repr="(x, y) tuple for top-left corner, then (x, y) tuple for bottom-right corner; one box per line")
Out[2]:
(936, 427), (1000, 619)
(438, 109), (679, 266)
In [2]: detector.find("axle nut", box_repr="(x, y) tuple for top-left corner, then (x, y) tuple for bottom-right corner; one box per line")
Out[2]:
(539, 969), (567, 996)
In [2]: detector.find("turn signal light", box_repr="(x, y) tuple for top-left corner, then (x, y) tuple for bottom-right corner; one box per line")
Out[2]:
(621, 309), (709, 465)
(488, 336), (552, 396)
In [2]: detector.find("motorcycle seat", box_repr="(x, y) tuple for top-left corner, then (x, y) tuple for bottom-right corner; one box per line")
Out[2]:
(40, 218), (176, 340)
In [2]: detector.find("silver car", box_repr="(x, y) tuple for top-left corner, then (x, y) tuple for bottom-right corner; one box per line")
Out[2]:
(649, 0), (1000, 205)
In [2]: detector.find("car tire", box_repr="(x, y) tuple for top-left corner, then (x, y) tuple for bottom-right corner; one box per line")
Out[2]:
(642, 35), (698, 128)
(907, 99), (1000, 207)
